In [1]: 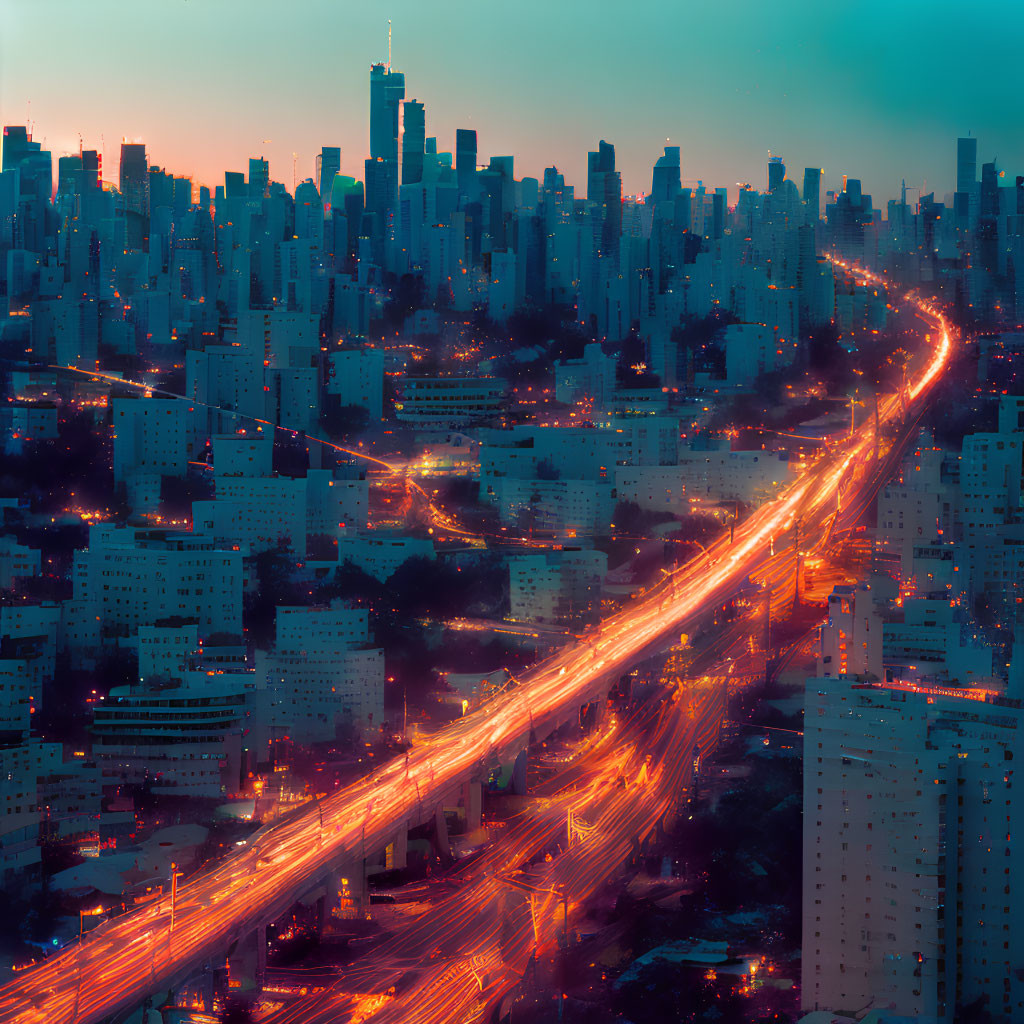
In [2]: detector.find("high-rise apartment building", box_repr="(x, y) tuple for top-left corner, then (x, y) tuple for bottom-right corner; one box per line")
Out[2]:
(804, 676), (1024, 1023)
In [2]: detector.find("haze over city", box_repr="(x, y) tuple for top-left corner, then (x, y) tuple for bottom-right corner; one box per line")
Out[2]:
(1, 2), (1024, 1024)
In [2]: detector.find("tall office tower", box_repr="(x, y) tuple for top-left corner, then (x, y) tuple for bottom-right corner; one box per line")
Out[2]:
(651, 146), (681, 204)
(119, 143), (149, 217)
(248, 157), (269, 199)
(294, 179), (323, 244)
(768, 154), (786, 193)
(57, 155), (84, 199)
(369, 63), (404, 161)
(456, 129), (478, 199)
(587, 140), (621, 259)
(977, 160), (1000, 280)
(711, 188), (726, 239)
(224, 171), (246, 199)
(368, 62), (405, 221)
(401, 100), (425, 185)
(81, 150), (101, 190)
(957, 136), (977, 195)
(587, 140), (615, 202)
(802, 167), (822, 221)
(955, 136), (978, 224)
(316, 146), (341, 198)
(980, 159), (999, 219)
(803, 676), (1024, 1023)
(3, 126), (52, 217)
(2, 126), (38, 171)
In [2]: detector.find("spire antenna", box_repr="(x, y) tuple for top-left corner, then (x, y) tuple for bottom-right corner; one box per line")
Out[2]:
(387, 20), (392, 71)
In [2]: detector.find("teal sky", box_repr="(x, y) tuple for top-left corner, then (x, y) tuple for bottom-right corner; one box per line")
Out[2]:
(3, 0), (1023, 205)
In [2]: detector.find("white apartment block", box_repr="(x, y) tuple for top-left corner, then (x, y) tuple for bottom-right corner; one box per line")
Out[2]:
(327, 347), (385, 421)
(490, 477), (615, 538)
(0, 534), (40, 590)
(818, 584), (883, 681)
(91, 673), (252, 798)
(259, 604), (384, 745)
(875, 442), (956, 578)
(804, 677), (1024, 1023)
(193, 469), (368, 559)
(508, 548), (607, 626)
(65, 525), (242, 649)
(112, 396), (191, 481)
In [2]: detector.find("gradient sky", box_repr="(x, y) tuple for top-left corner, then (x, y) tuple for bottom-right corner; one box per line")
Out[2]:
(4, 0), (1023, 206)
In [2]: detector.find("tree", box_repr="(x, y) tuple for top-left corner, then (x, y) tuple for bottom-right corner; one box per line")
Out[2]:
(219, 999), (254, 1024)
(321, 397), (371, 441)
(536, 457), (560, 481)
(612, 500), (676, 538)
(245, 542), (306, 645)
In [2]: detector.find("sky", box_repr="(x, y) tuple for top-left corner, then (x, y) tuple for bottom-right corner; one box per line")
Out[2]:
(3, 0), (1024, 206)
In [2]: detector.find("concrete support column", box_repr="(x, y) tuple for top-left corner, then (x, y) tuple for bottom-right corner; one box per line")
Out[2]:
(512, 749), (529, 795)
(256, 922), (267, 984)
(433, 803), (451, 859)
(227, 923), (267, 993)
(200, 968), (215, 1013)
(391, 821), (408, 870)
(462, 780), (483, 832)
(580, 697), (606, 732)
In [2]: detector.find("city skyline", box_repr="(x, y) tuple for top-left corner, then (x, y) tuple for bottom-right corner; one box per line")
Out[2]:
(4, 0), (1024, 203)
(5, 3), (1024, 1020)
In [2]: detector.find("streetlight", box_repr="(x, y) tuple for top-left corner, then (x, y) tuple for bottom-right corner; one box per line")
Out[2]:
(79, 904), (104, 939)
(168, 861), (185, 964)
(74, 905), (104, 1019)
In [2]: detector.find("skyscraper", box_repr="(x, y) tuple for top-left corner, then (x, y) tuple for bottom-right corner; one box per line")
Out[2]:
(248, 157), (269, 200)
(3, 126), (35, 171)
(651, 146), (681, 204)
(957, 136), (977, 195)
(768, 154), (786, 193)
(456, 129), (478, 199)
(119, 142), (149, 217)
(802, 167), (822, 221)
(57, 155), (83, 199)
(587, 141), (621, 260)
(367, 62), (404, 227)
(401, 100), (425, 186)
(955, 136), (978, 225)
(81, 150), (101, 191)
(369, 63), (404, 163)
(316, 147), (341, 199)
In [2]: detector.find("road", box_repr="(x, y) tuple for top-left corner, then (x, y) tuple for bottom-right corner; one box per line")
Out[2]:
(0, 270), (953, 1024)
(263, 668), (727, 1024)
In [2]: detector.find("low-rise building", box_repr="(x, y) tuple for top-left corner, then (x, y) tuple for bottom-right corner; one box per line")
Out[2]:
(508, 548), (607, 626)
(91, 672), (253, 798)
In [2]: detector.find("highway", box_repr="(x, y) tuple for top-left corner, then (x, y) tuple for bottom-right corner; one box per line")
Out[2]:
(0, 269), (953, 1024)
(262, 672), (727, 1024)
